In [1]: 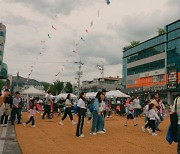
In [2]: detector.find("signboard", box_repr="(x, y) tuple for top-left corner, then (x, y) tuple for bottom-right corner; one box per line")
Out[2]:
(167, 66), (178, 89)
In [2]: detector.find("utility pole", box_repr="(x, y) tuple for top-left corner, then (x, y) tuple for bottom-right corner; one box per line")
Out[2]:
(75, 58), (84, 97)
(97, 64), (104, 90)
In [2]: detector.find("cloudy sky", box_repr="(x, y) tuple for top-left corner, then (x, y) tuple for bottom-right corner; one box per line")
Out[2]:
(0, 0), (179, 84)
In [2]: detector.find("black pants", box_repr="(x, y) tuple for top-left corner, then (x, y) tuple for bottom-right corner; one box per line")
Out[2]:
(76, 115), (84, 136)
(62, 108), (73, 121)
(145, 120), (155, 133)
(26, 116), (35, 125)
(42, 105), (51, 118)
(11, 108), (21, 124)
(1, 113), (8, 125)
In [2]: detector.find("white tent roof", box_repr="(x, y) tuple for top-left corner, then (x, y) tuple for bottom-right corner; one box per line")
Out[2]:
(86, 92), (97, 98)
(57, 93), (77, 99)
(106, 90), (130, 98)
(22, 86), (45, 95)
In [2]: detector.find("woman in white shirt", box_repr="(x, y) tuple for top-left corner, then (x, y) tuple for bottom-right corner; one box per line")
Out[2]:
(76, 92), (86, 137)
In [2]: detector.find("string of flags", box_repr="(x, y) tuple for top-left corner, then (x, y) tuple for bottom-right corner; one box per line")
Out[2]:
(24, 1), (112, 87)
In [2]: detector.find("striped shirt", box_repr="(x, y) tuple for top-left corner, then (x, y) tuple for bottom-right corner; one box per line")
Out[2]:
(172, 97), (180, 124)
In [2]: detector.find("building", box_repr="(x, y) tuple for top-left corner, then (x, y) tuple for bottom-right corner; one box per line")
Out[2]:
(122, 19), (180, 104)
(0, 23), (8, 79)
(82, 76), (122, 92)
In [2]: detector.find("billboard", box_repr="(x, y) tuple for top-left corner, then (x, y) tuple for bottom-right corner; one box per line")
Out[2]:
(167, 66), (178, 89)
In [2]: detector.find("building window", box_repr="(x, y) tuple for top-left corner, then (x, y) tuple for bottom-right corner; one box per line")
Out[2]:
(127, 59), (165, 75)
(152, 75), (164, 82)
(127, 80), (135, 85)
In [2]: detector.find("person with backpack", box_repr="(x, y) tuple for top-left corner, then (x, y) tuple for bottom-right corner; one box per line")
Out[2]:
(42, 91), (53, 119)
(76, 92), (86, 137)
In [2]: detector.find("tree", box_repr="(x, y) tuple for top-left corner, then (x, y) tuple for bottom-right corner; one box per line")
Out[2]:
(122, 41), (140, 51)
(42, 82), (50, 92)
(65, 82), (73, 93)
(53, 80), (64, 95)
(157, 28), (165, 35)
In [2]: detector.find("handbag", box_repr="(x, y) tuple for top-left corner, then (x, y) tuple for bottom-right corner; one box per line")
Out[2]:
(170, 97), (178, 136)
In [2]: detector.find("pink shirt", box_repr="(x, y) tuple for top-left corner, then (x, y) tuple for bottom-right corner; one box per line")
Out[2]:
(28, 109), (39, 118)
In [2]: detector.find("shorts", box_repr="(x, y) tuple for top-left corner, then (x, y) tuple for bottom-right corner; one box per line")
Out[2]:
(127, 114), (134, 119)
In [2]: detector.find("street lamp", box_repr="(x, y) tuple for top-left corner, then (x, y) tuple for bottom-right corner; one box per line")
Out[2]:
(74, 59), (84, 96)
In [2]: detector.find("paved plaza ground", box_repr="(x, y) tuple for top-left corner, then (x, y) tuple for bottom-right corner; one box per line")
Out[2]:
(15, 113), (176, 154)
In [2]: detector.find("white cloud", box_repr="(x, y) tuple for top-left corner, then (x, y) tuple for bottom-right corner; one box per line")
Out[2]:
(1, 0), (179, 84)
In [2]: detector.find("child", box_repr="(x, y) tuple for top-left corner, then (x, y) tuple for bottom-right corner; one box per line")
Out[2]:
(124, 99), (137, 127)
(143, 103), (161, 136)
(23, 106), (39, 127)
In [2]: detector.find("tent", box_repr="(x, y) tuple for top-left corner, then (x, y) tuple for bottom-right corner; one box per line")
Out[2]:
(106, 90), (130, 98)
(57, 93), (77, 99)
(22, 86), (45, 96)
(86, 92), (97, 98)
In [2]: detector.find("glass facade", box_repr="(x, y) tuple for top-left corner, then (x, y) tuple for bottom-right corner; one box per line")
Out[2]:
(127, 59), (165, 75)
(122, 19), (180, 90)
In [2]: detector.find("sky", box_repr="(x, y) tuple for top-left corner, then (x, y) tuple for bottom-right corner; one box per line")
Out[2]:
(0, 0), (180, 84)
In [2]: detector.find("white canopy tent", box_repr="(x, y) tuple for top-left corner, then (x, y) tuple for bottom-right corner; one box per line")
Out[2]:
(106, 90), (130, 98)
(86, 92), (97, 98)
(57, 93), (77, 99)
(22, 86), (45, 96)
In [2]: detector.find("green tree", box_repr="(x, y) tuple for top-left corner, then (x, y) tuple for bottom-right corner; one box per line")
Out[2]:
(157, 28), (165, 35)
(123, 41), (140, 51)
(65, 82), (73, 93)
(42, 82), (50, 92)
(53, 80), (64, 95)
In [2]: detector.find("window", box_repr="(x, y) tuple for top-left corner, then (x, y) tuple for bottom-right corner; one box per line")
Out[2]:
(127, 59), (165, 75)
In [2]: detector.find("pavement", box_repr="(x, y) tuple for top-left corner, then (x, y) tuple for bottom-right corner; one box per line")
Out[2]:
(0, 123), (21, 154)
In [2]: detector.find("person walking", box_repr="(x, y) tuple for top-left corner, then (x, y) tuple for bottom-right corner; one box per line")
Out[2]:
(1, 92), (13, 127)
(59, 94), (76, 125)
(42, 91), (53, 119)
(23, 105), (39, 127)
(124, 99), (138, 127)
(76, 92), (86, 137)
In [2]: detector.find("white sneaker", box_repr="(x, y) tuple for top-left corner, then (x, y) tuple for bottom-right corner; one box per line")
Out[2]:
(72, 121), (77, 125)
(90, 132), (97, 135)
(59, 120), (64, 125)
(109, 115), (112, 118)
(23, 123), (26, 127)
(1, 124), (4, 127)
(31, 125), (36, 128)
(97, 131), (105, 134)
(152, 133), (157, 136)
(103, 128), (106, 132)
(4, 124), (7, 127)
(79, 134), (85, 138)
(141, 126), (145, 132)
(148, 129), (152, 134)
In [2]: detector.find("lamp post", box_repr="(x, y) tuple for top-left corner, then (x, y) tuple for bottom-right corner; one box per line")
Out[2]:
(97, 64), (104, 90)
(75, 58), (84, 97)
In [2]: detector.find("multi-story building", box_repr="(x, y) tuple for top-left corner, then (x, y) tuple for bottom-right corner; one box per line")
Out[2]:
(122, 19), (180, 103)
(0, 23), (8, 79)
(82, 76), (122, 92)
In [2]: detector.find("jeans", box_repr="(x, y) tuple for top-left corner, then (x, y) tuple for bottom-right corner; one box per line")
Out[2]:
(42, 105), (51, 118)
(97, 114), (104, 131)
(91, 110), (98, 133)
(134, 108), (138, 117)
(177, 124), (180, 154)
(155, 113), (163, 129)
(11, 107), (21, 124)
(26, 116), (35, 125)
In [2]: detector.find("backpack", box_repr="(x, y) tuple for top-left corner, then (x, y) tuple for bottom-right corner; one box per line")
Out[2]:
(89, 104), (94, 113)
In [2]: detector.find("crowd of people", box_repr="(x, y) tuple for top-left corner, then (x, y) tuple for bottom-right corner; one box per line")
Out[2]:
(0, 89), (179, 153)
